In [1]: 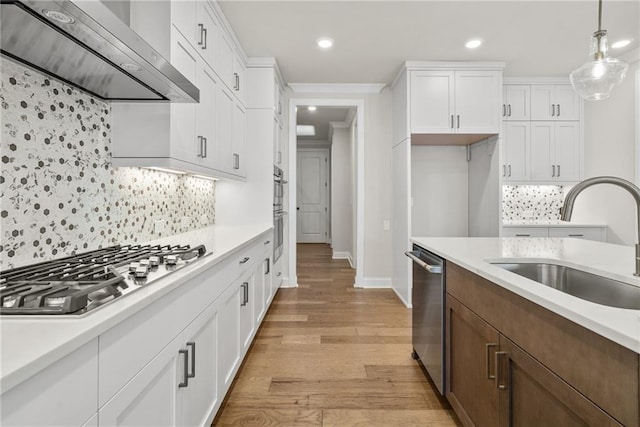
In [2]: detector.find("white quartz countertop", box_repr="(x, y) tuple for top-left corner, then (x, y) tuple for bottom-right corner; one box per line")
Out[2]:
(0, 224), (272, 394)
(502, 220), (607, 227)
(411, 237), (640, 354)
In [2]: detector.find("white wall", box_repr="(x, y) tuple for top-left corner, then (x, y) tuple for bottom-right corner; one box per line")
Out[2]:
(331, 127), (354, 263)
(570, 60), (639, 246)
(411, 145), (469, 237)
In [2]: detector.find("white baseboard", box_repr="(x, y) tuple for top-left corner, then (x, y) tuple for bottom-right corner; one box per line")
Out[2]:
(280, 275), (298, 288)
(356, 277), (392, 288)
(332, 251), (354, 269)
(392, 286), (412, 308)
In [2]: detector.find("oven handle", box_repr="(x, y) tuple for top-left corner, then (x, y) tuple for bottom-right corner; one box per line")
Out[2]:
(274, 211), (288, 218)
(404, 251), (442, 274)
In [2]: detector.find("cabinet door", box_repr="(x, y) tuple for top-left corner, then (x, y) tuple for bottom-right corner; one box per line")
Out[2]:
(196, 63), (218, 170)
(554, 85), (581, 121)
(446, 295), (499, 426)
(554, 122), (580, 181)
(454, 70), (501, 134)
(170, 30), (197, 164)
(232, 102), (246, 177)
(98, 338), (182, 426)
(254, 259), (266, 324)
(239, 273), (256, 351)
(530, 85), (555, 120)
(2, 339), (98, 427)
(196, 3), (218, 69)
(218, 283), (241, 392)
(410, 70), (455, 134)
(504, 85), (530, 121)
(497, 335), (622, 427)
(217, 86), (234, 173)
(171, 1), (197, 47)
(232, 53), (246, 105)
(181, 304), (219, 427)
(530, 122), (554, 181)
(217, 29), (235, 90)
(503, 121), (530, 182)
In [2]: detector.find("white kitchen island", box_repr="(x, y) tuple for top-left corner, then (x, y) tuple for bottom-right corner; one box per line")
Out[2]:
(412, 236), (640, 426)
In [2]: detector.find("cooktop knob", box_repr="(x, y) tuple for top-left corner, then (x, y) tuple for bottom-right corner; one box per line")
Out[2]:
(129, 262), (140, 272)
(148, 256), (160, 267)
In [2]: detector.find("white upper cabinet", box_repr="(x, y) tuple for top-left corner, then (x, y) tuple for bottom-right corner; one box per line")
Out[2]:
(502, 121), (530, 182)
(232, 102), (247, 177)
(195, 62), (219, 170)
(531, 84), (581, 121)
(454, 70), (501, 133)
(502, 85), (530, 121)
(217, 29), (235, 91)
(171, 1), (219, 70)
(530, 121), (581, 182)
(410, 70), (455, 133)
(410, 69), (501, 135)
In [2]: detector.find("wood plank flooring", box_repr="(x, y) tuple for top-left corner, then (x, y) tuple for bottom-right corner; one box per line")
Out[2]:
(213, 243), (460, 426)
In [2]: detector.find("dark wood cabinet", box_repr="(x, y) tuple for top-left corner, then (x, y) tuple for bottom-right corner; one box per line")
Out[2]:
(446, 295), (499, 427)
(497, 335), (621, 427)
(445, 261), (638, 427)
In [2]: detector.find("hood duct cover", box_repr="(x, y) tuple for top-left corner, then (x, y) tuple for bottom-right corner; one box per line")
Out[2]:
(0, 0), (199, 103)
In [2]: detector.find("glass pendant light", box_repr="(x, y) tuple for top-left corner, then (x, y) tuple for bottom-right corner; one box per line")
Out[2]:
(569, 0), (629, 101)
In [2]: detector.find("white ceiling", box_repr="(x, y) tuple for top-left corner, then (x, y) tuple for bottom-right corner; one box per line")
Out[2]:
(219, 1), (639, 84)
(296, 107), (352, 140)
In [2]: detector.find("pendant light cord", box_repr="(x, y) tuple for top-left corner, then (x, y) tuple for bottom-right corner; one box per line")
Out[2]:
(598, 0), (603, 32)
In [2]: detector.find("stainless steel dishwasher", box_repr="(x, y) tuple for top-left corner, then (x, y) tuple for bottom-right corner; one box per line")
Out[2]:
(405, 245), (445, 395)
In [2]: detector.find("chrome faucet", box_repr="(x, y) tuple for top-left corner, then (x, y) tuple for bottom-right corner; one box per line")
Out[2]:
(560, 176), (640, 276)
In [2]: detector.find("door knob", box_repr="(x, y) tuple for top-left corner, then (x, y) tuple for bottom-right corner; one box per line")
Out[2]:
(297, 207), (300, 210)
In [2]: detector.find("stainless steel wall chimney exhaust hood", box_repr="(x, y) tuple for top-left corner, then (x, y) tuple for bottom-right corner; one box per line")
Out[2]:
(0, 0), (199, 103)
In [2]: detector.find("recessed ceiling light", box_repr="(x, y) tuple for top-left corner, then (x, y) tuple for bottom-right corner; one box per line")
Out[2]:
(297, 125), (316, 136)
(120, 62), (142, 72)
(42, 9), (75, 24)
(465, 39), (482, 49)
(317, 38), (334, 49)
(307, 106), (317, 112)
(612, 39), (631, 49)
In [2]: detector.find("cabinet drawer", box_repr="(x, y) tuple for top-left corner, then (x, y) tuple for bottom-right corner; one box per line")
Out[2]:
(502, 227), (548, 237)
(548, 227), (603, 241)
(2, 339), (98, 427)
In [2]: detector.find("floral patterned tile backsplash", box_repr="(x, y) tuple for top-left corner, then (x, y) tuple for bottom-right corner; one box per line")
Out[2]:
(502, 185), (567, 221)
(0, 58), (215, 269)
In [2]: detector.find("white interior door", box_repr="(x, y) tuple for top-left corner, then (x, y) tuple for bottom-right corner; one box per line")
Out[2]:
(297, 149), (328, 243)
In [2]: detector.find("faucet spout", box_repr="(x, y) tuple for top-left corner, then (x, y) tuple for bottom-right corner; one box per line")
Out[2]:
(560, 176), (640, 276)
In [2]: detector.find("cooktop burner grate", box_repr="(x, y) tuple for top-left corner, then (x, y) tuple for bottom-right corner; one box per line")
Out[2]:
(0, 244), (207, 315)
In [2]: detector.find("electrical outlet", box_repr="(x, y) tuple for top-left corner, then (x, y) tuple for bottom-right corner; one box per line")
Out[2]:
(154, 219), (165, 233)
(181, 216), (191, 229)
(200, 214), (208, 224)
(383, 220), (391, 231)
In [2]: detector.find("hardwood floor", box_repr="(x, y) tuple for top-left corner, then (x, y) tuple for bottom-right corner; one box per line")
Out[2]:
(213, 243), (460, 426)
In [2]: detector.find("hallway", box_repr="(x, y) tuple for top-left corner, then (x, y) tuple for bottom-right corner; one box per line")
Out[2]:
(214, 244), (459, 426)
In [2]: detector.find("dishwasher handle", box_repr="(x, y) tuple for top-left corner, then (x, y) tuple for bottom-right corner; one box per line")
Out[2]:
(405, 251), (443, 274)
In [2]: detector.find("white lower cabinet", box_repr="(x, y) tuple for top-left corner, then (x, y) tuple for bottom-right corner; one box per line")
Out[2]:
(99, 302), (219, 427)
(503, 226), (606, 241)
(2, 235), (274, 427)
(1, 339), (98, 427)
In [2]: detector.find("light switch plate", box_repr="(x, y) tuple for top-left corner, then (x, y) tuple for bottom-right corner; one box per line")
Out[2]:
(181, 216), (191, 229)
(154, 219), (165, 233)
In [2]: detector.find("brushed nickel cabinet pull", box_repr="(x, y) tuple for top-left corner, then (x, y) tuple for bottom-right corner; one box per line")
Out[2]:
(556, 104), (560, 116)
(507, 104), (512, 117)
(187, 342), (195, 378)
(239, 257), (250, 264)
(457, 114), (460, 129)
(486, 343), (498, 379)
(197, 23), (204, 46)
(178, 349), (189, 387)
(568, 234), (584, 237)
(508, 165), (512, 177)
(495, 351), (508, 390)
(502, 104), (506, 117)
(551, 104), (555, 116)
(515, 234), (531, 237)
(503, 165), (506, 177)
(557, 164), (561, 177)
(451, 115), (454, 129)
(265, 258), (270, 275)
(552, 165), (556, 177)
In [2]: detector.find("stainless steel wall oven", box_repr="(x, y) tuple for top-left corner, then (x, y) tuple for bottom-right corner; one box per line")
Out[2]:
(273, 166), (287, 262)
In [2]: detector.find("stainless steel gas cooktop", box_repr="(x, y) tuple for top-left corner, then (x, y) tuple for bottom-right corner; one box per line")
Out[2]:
(0, 244), (208, 315)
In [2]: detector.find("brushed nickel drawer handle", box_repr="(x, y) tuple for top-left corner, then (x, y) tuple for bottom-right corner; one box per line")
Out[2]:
(178, 349), (189, 387)
(239, 257), (250, 264)
(515, 234), (531, 237)
(495, 351), (508, 390)
(187, 342), (195, 378)
(486, 343), (498, 379)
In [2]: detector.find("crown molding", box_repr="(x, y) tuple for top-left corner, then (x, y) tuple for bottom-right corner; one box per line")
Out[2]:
(288, 83), (386, 94)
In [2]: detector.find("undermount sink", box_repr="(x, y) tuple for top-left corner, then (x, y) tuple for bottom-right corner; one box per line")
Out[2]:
(491, 262), (640, 310)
